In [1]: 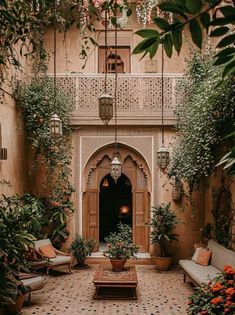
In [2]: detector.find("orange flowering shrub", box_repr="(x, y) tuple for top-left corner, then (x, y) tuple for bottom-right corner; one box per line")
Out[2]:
(187, 265), (235, 315)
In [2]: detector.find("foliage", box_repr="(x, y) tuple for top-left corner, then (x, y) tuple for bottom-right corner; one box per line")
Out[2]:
(0, 194), (38, 270)
(187, 265), (235, 315)
(0, 261), (30, 306)
(211, 182), (233, 248)
(70, 234), (96, 265)
(217, 129), (235, 176)
(104, 223), (139, 260)
(133, 0), (235, 78)
(148, 203), (180, 257)
(168, 50), (235, 191)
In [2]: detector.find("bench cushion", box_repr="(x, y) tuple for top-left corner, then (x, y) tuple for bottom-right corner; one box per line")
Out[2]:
(179, 260), (220, 285)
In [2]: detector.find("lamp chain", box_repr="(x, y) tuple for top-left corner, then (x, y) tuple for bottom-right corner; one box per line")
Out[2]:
(114, 0), (118, 153)
(161, 44), (164, 146)
(104, 8), (108, 92)
(53, 0), (57, 108)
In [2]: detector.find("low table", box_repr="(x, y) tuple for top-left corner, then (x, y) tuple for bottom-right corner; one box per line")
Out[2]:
(93, 265), (138, 300)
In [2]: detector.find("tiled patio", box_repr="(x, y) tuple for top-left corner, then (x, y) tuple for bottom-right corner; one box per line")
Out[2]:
(22, 264), (194, 315)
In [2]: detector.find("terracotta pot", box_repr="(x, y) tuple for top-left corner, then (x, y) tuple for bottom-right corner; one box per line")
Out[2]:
(151, 256), (172, 271)
(110, 259), (127, 272)
(3, 294), (25, 315)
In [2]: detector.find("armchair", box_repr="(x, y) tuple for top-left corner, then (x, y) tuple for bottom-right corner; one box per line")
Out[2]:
(34, 239), (72, 275)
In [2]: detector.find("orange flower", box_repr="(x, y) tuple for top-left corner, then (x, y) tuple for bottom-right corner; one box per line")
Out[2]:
(226, 287), (235, 296)
(225, 301), (232, 307)
(224, 265), (235, 275)
(224, 308), (230, 313)
(228, 280), (234, 285)
(211, 282), (224, 292)
(211, 297), (223, 304)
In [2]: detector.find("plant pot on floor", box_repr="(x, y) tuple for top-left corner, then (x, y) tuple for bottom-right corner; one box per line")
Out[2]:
(3, 294), (26, 315)
(151, 256), (172, 271)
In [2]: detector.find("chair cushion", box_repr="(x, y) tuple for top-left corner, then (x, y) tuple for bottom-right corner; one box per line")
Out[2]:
(21, 276), (45, 292)
(196, 249), (212, 266)
(48, 256), (71, 266)
(39, 244), (56, 258)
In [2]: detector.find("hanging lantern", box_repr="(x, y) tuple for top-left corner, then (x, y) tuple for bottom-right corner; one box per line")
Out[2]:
(157, 146), (170, 169)
(102, 178), (109, 188)
(111, 156), (121, 183)
(49, 114), (62, 137)
(99, 93), (113, 125)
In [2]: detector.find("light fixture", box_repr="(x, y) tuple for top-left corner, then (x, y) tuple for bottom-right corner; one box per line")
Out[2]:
(120, 205), (129, 214)
(110, 1), (121, 183)
(157, 45), (170, 169)
(102, 178), (109, 187)
(0, 148), (7, 160)
(49, 0), (62, 137)
(98, 7), (113, 125)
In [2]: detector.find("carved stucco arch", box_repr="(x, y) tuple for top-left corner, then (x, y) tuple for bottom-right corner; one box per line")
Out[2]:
(83, 142), (152, 193)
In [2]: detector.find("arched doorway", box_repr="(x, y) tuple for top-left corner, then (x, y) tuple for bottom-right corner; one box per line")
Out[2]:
(99, 173), (132, 241)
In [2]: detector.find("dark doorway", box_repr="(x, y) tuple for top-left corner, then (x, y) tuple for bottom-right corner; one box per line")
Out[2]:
(99, 173), (132, 242)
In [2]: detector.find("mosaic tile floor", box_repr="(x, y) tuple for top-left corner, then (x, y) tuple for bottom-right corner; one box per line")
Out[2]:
(22, 265), (194, 315)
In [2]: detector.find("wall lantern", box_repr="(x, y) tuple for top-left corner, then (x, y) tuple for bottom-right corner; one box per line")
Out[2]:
(120, 205), (129, 214)
(49, 114), (62, 137)
(102, 178), (109, 187)
(0, 148), (7, 160)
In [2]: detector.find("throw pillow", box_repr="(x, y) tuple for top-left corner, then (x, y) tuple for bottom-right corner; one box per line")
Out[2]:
(39, 244), (56, 258)
(195, 249), (212, 266)
(191, 247), (204, 261)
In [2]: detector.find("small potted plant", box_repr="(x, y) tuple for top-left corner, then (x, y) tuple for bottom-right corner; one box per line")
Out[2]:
(103, 223), (139, 271)
(70, 234), (96, 268)
(148, 203), (180, 271)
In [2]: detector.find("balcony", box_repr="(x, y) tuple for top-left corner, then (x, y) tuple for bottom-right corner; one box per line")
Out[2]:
(55, 73), (184, 126)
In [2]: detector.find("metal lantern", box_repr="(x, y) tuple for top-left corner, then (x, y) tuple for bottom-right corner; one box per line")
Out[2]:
(49, 114), (62, 137)
(111, 156), (121, 183)
(157, 146), (170, 169)
(99, 93), (113, 125)
(0, 148), (7, 160)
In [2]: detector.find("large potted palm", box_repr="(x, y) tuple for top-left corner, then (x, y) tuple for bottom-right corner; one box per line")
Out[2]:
(149, 203), (180, 271)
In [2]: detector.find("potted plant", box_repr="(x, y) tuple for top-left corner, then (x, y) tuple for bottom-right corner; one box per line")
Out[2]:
(149, 203), (180, 271)
(103, 223), (139, 271)
(0, 259), (30, 315)
(70, 234), (96, 268)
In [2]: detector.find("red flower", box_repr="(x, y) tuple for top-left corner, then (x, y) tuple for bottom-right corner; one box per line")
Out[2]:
(211, 282), (224, 292)
(211, 297), (223, 305)
(224, 265), (235, 275)
(228, 280), (234, 285)
(224, 308), (230, 313)
(51, 201), (61, 207)
(200, 310), (208, 314)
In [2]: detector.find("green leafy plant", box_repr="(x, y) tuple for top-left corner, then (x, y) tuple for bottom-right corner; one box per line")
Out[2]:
(103, 223), (139, 260)
(168, 50), (235, 192)
(70, 235), (96, 267)
(148, 203), (180, 257)
(133, 0), (235, 78)
(187, 265), (235, 315)
(216, 129), (235, 176)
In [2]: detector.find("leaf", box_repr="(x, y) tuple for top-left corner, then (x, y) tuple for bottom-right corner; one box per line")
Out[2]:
(135, 29), (159, 38)
(154, 17), (170, 30)
(172, 29), (182, 54)
(216, 47), (235, 57)
(148, 38), (160, 59)
(164, 34), (173, 58)
(210, 26), (229, 37)
(219, 5), (235, 16)
(217, 34), (235, 48)
(210, 16), (235, 26)
(159, 2), (188, 20)
(213, 55), (234, 65)
(132, 37), (158, 54)
(200, 12), (210, 32)
(185, 0), (202, 14)
(189, 19), (202, 48)
(222, 60), (235, 78)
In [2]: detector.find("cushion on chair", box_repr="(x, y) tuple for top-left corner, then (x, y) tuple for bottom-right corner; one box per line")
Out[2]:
(196, 249), (212, 266)
(39, 244), (56, 258)
(48, 256), (71, 266)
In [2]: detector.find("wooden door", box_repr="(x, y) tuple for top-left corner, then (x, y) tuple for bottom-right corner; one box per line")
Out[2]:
(133, 189), (149, 252)
(83, 189), (99, 243)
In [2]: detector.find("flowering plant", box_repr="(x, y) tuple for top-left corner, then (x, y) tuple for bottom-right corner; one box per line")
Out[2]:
(103, 223), (139, 260)
(187, 265), (235, 315)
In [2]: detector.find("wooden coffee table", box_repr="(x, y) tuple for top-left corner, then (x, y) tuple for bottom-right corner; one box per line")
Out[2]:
(93, 265), (138, 300)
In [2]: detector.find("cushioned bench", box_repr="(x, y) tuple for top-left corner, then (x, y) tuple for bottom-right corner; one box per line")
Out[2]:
(179, 239), (235, 286)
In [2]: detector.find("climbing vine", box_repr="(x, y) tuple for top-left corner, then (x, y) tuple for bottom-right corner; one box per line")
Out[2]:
(168, 49), (235, 192)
